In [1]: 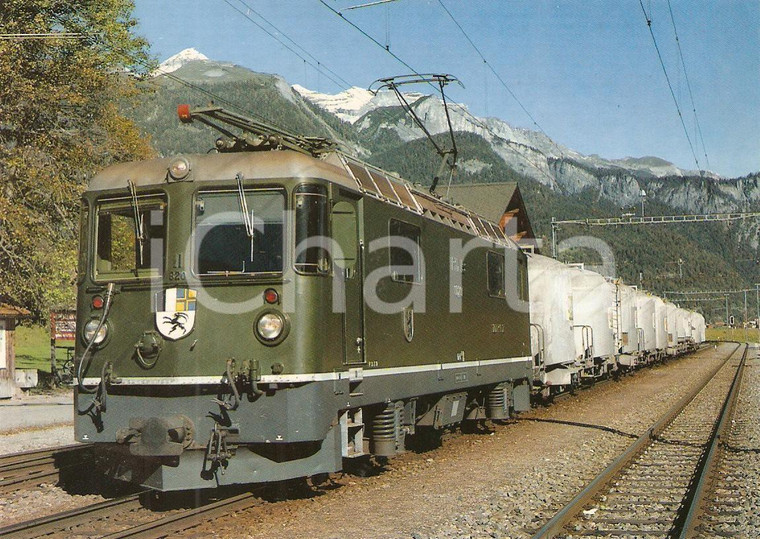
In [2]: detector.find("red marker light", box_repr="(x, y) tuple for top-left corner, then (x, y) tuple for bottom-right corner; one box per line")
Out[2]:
(92, 295), (104, 309)
(177, 104), (192, 123)
(264, 289), (279, 305)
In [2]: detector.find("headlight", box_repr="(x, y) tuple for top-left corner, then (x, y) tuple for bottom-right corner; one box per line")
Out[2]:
(256, 313), (284, 341)
(168, 156), (190, 180)
(83, 319), (108, 345)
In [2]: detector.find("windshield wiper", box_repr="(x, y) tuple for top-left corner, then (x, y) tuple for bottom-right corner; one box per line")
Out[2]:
(127, 180), (145, 267)
(236, 173), (255, 262)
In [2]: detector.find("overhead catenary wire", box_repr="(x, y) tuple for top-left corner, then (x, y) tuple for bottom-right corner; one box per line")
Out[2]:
(219, 0), (422, 142)
(436, 0), (551, 141)
(152, 67), (272, 124)
(222, 0), (349, 91)
(666, 0), (710, 169)
(319, 0), (560, 187)
(342, 0), (400, 11)
(637, 0), (702, 173)
(0, 32), (88, 40)
(5, 30), (269, 126)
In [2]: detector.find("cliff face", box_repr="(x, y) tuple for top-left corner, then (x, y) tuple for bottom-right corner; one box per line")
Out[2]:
(295, 82), (759, 214)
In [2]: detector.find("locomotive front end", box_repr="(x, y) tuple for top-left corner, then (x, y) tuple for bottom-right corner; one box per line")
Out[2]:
(75, 152), (346, 490)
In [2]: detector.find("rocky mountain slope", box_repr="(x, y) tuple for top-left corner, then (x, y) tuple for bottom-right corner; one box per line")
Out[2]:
(127, 50), (760, 318)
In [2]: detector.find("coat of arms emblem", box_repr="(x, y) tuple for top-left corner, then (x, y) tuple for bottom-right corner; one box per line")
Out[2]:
(156, 288), (196, 340)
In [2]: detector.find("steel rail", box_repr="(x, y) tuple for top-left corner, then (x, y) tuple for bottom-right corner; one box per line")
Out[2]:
(100, 491), (262, 539)
(678, 344), (749, 537)
(0, 465), (61, 496)
(0, 492), (146, 539)
(0, 443), (92, 495)
(531, 342), (744, 538)
(2, 482), (264, 539)
(0, 443), (87, 469)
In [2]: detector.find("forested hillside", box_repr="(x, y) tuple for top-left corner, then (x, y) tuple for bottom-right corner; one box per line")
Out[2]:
(128, 61), (760, 323)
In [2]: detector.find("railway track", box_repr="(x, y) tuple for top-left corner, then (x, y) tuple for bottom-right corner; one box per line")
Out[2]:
(0, 345), (729, 538)
(0, 484), (275, 538)
(532, 342), (748, 538)
(0, 443), (92, 496)
(684, 345), (758, 537)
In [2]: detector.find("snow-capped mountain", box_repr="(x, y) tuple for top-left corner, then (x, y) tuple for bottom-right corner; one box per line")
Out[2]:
(293, 85), (722, 189)
(146, 52), (757, 227)
(154, 48), (209, 75)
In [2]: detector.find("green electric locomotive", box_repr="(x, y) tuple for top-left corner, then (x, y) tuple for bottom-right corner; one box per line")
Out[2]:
(74, 106), (532, 491)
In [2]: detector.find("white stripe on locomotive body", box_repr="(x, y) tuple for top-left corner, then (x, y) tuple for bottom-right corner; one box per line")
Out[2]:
(80, 355), (533, 386)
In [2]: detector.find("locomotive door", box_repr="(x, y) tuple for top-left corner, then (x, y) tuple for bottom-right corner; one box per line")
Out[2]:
(332, 198), (365, 365)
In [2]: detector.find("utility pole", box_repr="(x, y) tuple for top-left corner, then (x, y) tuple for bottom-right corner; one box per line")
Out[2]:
(551, 217), (557, 258)
(640, 189), (646, 217)
(745, 290), (749, 342)
(725, 294), (729, 326)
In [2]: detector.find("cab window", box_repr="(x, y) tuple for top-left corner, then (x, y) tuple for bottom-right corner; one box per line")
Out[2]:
(95, 195), (166, 280)
(294, 185), (329, 274)
(487, 250), (506, 298)
(194, 189), (285, 275)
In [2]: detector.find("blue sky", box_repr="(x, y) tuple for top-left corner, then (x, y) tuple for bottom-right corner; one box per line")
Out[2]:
(133, 1), (759, 178)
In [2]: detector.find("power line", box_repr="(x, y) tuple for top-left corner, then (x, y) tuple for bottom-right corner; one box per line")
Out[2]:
(665, 289), (756, 295)
(637, 0), (702, 173)
(319, 0), (560, 187)
(220, 0), (422, 142)
(436, 0), (550, 139)
(151, 66), (271, 123)
(551, 210), (760, 258)
(221, 0), (349, 91)
(666, 0), (710, 169)
(0, 32), (88, 40)
(343, 0), (400, 10)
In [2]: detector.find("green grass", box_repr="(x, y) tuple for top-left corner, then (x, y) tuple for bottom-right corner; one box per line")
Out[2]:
(705, 326), (760, 343)
(15, 325), (74, 373)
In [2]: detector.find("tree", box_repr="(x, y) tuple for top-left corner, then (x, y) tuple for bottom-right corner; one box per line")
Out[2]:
(0, 0), (155, 318)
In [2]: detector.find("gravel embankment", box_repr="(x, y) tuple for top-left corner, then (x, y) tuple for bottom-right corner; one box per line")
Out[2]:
(0, 391), (89, 529)
(0, 345), (743, 537)
(566, 345), (742, 537)
(696, 351), (760, 537)
(188, 344), (737, 539)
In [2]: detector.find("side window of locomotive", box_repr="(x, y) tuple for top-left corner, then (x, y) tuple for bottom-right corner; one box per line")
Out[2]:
(194, 189), (284, 275)
(389, 219), (421, 284)
(518, 254), (529, 301)
(294, 185), (329, 274)
(331, 201), (357, 271)
(95, 196), (166, 279)
(487, 250), (506, 298)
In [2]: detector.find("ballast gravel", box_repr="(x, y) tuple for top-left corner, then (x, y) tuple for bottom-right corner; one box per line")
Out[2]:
(2, 344), (755, 538)
(695, 350), (760, 537)
(187, 343), (750, 539)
